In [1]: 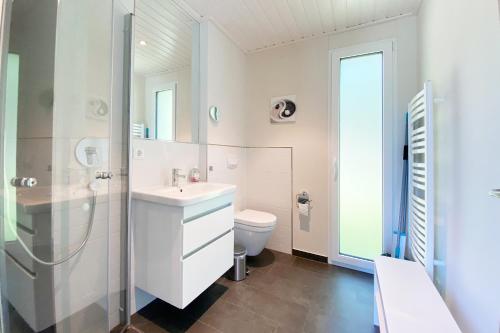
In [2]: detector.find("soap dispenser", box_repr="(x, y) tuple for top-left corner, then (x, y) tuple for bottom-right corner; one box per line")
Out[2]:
(190, 167), (200, 182)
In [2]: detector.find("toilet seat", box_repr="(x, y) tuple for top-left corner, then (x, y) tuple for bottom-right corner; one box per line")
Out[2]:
(234, 209), (277, 228)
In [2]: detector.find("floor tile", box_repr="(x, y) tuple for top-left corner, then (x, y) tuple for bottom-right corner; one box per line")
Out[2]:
(241, 288), (308, 332)
(129, 249), (375, 333)
(185, 321), (221, 333)
(199, 300), (277, 333)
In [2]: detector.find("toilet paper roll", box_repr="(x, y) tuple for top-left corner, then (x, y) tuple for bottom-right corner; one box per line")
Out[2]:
(298, 203), (309, 217)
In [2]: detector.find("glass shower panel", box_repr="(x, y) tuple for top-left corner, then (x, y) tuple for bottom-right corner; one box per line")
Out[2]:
(0, 0), (115, 332)
(338, 53), (383, 261)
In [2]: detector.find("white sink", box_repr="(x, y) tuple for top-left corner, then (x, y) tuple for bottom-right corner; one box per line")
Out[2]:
(133, 182), (236, 207)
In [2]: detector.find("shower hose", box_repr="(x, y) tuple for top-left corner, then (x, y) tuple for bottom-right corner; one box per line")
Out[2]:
(5, 189), (98, 266)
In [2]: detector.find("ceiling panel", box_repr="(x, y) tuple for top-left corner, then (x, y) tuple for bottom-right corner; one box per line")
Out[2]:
(134, 0), (197, 75)
(181, 0), (422, 53)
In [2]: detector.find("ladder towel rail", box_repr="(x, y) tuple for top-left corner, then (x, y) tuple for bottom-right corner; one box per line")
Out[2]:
(408, 81), (434, 278)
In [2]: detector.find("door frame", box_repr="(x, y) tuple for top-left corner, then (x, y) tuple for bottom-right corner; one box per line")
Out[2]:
(328, 40), (396, 273)
(0, 0), (12, 330)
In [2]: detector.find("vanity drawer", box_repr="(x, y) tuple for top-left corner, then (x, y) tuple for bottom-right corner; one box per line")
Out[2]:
(5, 227), (36, 272)
(5, 252), (37, 328)
(182, 204), (234, 256)
(181, 230), (233, 307)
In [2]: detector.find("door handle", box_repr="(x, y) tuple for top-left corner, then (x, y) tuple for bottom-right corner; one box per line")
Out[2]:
(489, 189), (500, 198)
(11, 177), (38, 188)
(333, 159), (338, 182)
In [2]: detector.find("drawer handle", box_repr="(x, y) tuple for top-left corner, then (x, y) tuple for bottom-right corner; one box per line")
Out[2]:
(183, 203), (232, 224)
(182, 229), (232, 260)
(5, 251), (37, 279)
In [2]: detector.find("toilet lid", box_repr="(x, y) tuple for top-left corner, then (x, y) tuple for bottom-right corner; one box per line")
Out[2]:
(235, 209), (277, 228)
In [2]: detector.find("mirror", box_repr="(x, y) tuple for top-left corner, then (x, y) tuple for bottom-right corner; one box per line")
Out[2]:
(133, 0), (200, 143)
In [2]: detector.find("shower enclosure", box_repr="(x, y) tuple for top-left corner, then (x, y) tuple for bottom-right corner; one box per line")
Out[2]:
(0, 0), (132, 332)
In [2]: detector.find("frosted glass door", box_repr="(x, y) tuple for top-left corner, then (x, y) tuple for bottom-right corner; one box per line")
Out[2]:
(338, 53), (383, 261)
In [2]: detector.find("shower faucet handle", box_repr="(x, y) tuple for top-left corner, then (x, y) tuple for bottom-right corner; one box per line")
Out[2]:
(11, 177), (38, 188)
(95, 171), (113, 180)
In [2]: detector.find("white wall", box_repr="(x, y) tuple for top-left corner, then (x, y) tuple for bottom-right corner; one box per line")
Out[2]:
(201, 21), (247, 147)
(206, 145), (247, 212)
(246, 148), (292, 253)
(206, 145), (293, 253)
(131, 139), (200, 189)
(245, 37), (329, 256)
(199, 19), (294, 253)
(418, 1), (500, 332)
(244, 17), (418, 256)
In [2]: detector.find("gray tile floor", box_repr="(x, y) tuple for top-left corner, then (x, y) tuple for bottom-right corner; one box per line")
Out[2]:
(128, 249), (377, 333)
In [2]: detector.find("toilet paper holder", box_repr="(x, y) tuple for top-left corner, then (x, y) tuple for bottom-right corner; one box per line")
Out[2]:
(296, 191), (312, 209)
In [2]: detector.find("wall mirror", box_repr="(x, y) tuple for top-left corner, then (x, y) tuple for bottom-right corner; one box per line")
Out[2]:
(132, 0), (200, 143)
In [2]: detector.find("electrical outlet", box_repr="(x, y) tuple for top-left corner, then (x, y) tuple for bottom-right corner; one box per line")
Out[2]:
(134, 147), (145, 160)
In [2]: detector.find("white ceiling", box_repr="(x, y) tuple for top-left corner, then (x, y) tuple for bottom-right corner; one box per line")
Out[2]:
(181, 0), (422, 53)
(134, 0), (197, 75)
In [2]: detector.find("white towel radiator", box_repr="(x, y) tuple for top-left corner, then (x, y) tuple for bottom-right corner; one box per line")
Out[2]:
(407, 81), (434, 278)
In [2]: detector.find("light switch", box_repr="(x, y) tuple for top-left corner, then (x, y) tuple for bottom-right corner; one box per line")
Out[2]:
(134, 147), (145, 160)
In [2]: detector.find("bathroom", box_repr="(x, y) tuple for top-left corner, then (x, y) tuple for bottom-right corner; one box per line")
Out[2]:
(0, 0), (499, 332)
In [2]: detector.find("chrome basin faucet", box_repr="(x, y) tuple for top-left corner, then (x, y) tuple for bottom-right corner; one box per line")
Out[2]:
(172, 168), (186, 187)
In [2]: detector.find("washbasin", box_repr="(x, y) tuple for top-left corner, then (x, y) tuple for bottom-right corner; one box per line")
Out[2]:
(133, 182), (236, 207)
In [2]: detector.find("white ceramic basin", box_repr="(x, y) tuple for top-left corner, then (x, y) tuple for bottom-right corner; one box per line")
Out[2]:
(133, 182), (236, 207)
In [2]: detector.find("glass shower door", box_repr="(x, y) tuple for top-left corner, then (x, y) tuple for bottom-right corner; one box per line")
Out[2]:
(0, 0), (115, 332)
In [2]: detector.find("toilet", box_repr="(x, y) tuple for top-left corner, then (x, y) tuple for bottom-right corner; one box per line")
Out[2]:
(234, 209), (277, 256)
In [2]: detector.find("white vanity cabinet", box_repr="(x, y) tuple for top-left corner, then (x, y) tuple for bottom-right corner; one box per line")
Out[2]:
(133, 189), (235, 309)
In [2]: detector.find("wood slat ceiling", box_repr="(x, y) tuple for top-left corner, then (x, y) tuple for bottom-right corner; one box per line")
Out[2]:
(181, 0), (422, 53)
(134, 0), (197, 75)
